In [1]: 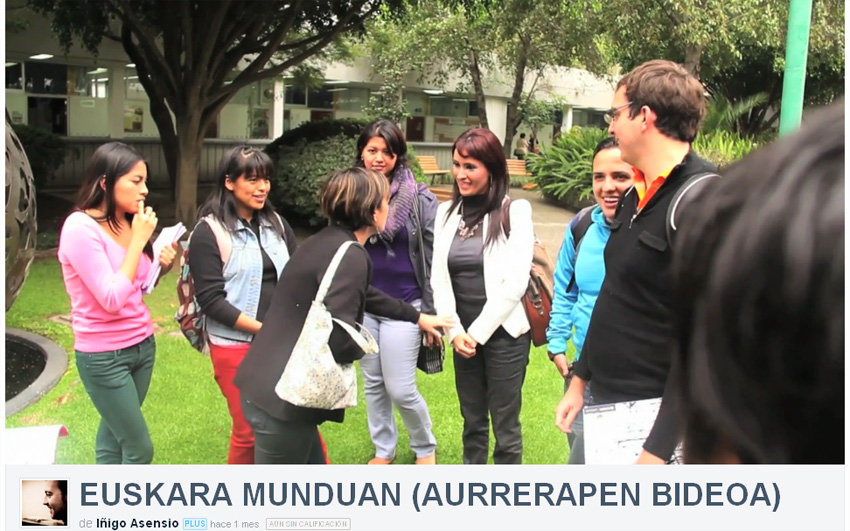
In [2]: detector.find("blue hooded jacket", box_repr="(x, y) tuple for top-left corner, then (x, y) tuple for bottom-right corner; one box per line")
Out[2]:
(546, 205), (610, 358)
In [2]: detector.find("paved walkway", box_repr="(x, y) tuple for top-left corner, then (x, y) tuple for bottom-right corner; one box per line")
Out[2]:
(429, 185), (578, 262)
(510, 187), (576, 262)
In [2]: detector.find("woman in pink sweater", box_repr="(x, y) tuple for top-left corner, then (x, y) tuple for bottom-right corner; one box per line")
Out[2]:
(58, 142), (177, 464)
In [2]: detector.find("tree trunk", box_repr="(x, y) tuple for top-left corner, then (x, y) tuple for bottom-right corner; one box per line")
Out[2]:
(468, 48), (489, 129)
(174, 117), (203, 226)
(147, 96), (178, 198)
(502, 43), (529, 156)
(684, 45), (703, 78)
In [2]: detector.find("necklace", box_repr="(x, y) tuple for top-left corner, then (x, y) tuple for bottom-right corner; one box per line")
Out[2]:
(457, 205), (482, 240)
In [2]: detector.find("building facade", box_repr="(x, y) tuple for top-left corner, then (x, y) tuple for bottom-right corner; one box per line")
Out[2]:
(5, 10), (614, 189)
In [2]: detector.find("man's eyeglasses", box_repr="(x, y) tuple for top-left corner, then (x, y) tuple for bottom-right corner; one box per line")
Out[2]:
(604, 102), (631, 124)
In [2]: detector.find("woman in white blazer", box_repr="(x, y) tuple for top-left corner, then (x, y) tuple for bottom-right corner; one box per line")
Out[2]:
(430, 128), (535, 464)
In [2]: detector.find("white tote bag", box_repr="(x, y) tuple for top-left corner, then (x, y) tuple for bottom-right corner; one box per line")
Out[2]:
(274, 241), (378, 410)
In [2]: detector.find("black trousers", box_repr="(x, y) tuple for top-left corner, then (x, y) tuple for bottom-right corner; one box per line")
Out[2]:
(453, 328), (531, 464)
(241, 398), (326, 464)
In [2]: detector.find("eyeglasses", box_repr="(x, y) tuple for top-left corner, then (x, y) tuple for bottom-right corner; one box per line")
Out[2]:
(604, 102), (631, 124)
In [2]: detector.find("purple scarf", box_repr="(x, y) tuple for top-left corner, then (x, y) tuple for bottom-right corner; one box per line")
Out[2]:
(378, 166), (416, 242)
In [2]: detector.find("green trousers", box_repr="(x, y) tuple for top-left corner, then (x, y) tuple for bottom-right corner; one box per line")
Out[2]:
(75, 335), (156, 464)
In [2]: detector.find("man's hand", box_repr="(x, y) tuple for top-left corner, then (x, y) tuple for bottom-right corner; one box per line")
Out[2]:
(550, 353), (570, 378)
(554, 382), (585, 433)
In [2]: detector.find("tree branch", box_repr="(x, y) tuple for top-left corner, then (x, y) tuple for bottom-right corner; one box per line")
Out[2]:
(195, 0), (235, 87)
(209, 0), (374, 101)
(107, 0), (181, 103)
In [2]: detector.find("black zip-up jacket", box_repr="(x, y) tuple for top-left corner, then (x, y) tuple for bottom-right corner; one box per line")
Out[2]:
(573, 149), (716, 459)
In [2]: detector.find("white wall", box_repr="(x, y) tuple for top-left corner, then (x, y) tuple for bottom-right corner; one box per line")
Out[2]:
(5, 91), (27, 124)
(219, 104), (250, 139)
(68, 96), (109, 137)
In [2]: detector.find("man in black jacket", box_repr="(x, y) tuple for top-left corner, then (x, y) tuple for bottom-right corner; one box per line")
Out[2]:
(555, 59), (716, 464)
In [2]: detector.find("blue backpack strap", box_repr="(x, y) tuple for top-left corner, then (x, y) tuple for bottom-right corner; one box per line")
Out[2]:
(566, 205), (596, 293)
(666, 172), (720, 245)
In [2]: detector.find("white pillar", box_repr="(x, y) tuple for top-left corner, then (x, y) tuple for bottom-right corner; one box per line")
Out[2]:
(272, 78), (285, 139)
(485, 98), (507, 146)
(563, 105), (574, 131)
(108, 65), (126, 138)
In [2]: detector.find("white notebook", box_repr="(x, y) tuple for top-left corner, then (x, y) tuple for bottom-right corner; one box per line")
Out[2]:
(142, 222), (186, 294)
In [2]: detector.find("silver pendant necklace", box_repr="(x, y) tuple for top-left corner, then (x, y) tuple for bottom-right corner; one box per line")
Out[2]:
(457, 204), (482, 240)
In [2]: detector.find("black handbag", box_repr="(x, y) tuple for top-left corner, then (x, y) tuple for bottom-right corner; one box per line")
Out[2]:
(412, 191), (445, 374)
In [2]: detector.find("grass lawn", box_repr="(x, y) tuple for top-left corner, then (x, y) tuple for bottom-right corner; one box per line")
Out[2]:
(6, 257), (572, 464)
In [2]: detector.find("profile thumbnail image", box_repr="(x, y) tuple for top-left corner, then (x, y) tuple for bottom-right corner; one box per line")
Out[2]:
(21, 479), (68, 527)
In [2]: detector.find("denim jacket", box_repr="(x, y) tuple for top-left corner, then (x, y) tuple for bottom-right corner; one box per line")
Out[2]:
(206, 215), (290, 344)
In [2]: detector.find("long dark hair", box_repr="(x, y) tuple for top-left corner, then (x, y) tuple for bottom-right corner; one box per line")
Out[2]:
(447, 128), (509, 248)
(197, 145), (285, 237)
(354, 119), (410, 174)
(74, 141), (152, 258)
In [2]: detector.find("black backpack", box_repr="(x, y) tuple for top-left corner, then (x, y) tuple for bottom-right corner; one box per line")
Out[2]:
(565, 205), (595, 293)
(566, 171), (720, 292)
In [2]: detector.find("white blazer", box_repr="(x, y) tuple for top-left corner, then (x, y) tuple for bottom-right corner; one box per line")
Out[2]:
(431, 197), (534, 345)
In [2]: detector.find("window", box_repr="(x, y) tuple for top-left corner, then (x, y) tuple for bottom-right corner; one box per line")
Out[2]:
(284, 84), (306, 106)
(124, 67), (147, 100)
(572, 108), (607, 129)
(28, 97), (67, 135)
(68, 66), (108, 98)
(24, 62), (67, 95)
(6, 62), (23, 89)
(307, 86), (334, 109)
(429, 96), (471, 118)
(334, 87), (369, 112)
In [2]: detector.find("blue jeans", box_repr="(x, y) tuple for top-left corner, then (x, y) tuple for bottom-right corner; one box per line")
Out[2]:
(565, 374), (593, 465)
(75, 335), (156, 464)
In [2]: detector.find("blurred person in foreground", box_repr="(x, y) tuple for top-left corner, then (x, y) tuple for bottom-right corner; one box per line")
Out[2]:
(673, 101), (844, 464)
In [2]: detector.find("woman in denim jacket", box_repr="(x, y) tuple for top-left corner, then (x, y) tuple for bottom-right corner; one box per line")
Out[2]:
(355, 120), (440, 465)
(188, 146), (296, 464)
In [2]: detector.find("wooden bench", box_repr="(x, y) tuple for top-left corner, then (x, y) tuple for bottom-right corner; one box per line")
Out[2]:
(416, 155), (450, 185)
(428, 186), (453, 203)
(506, 159), (531, 178)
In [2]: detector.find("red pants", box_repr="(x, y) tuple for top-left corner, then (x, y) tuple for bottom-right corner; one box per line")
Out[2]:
(209, 342), (330, 464)
(210, 343), (255, 464)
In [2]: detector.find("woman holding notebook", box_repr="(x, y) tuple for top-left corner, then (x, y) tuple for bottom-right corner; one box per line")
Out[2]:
(58, 142), (177, 464)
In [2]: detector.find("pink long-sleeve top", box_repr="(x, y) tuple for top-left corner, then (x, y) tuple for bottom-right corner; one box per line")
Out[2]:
(58, 211), (154, 352)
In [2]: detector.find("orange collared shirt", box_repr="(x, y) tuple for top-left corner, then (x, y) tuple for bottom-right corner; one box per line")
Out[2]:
(633, 166), (675, 214)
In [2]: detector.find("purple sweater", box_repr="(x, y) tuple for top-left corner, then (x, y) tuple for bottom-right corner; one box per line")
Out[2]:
(365, 229), (421, 304)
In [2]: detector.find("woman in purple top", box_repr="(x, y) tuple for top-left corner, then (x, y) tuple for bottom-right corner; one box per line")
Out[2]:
(355, 120), (439, 464)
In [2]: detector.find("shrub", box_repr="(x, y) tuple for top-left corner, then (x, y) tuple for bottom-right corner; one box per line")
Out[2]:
(264, 118), (370, 159)
(11, 124), (66, 189)
(406, 144), (428, 184)
(270, 134), (358, 227)
(527, 127), (608, 208)
(693, 130), (759, 169)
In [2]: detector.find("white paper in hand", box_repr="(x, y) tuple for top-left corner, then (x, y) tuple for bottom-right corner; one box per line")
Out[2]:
(143, 222), (186, 294)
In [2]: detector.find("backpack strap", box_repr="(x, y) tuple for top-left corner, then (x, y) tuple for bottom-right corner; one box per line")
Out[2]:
(666, 172), (720, 245)
(197, 215), (233, 265)
(565, 205), (596, 293)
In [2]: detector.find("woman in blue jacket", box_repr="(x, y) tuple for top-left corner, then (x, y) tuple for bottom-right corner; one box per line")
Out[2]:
(546, 137), (634, 464)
